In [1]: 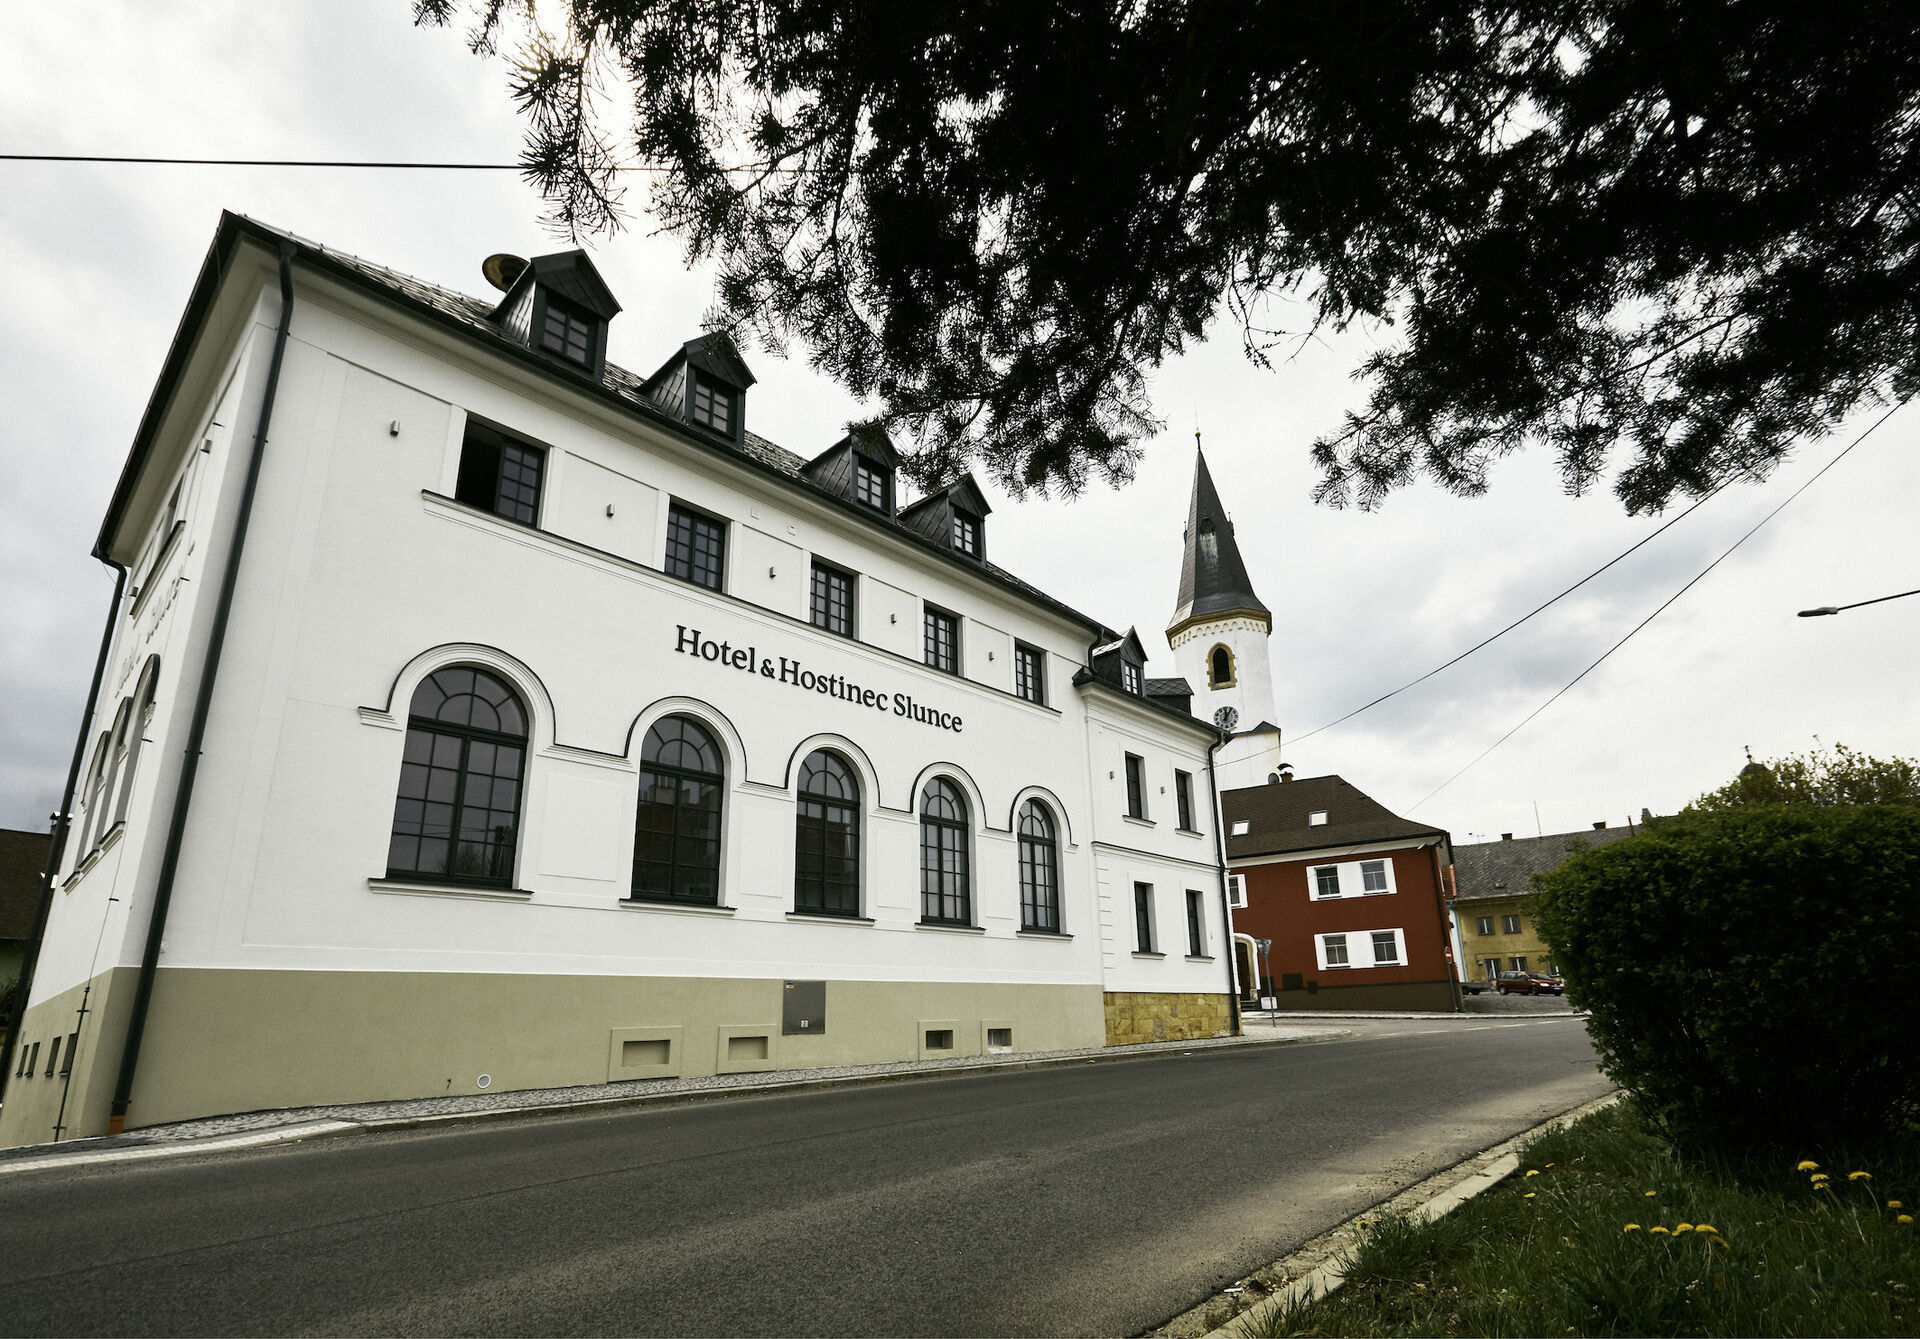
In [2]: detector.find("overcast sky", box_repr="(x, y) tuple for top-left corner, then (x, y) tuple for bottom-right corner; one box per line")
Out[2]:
(5, 2), (1918, 846)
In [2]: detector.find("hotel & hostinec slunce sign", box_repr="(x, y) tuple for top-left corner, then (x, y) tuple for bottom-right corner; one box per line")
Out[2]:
(674, 625), (964, 733)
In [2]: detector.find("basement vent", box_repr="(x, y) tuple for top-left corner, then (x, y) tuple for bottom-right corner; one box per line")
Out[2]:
(727, 1035), (769, 1062)
(622, 1038), (671, 1066)
(924, 1029), (955, 1051)
(986, 1028), (1012, 1051)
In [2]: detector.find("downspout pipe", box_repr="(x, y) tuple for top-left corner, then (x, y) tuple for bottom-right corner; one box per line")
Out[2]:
(107, 241), (296, 1134)
(1206, 733), (1242, 1036)
(0, 563), (127, 1106)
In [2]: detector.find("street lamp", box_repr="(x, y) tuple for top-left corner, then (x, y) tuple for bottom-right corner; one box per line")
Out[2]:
(1798, 587), (1920, 617)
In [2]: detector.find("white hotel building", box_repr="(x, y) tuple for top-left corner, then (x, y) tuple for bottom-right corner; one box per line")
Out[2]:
(1, 214), (1234, 1146)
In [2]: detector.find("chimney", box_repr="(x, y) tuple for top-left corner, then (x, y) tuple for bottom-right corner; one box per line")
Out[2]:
(1593, 820), (1607, 830)
(1501, 832), (1514, 841)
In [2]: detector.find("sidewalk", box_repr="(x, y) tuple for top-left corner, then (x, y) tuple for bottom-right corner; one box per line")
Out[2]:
(0, 1020), (1349, 1173)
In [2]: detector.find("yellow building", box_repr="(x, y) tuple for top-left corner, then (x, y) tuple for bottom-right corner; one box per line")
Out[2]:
(1451, 824), (1639, 985)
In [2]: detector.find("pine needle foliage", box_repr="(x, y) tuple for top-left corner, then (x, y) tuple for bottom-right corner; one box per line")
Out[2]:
(416, 0), (1920, 506)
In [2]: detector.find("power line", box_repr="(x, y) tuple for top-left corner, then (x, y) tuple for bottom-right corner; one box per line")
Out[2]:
(1405, 398), (1908, 813)
(1289, 474), (1742, 746)
(1, 153), (526, 169)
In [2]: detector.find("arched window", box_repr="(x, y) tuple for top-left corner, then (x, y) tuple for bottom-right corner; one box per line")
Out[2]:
(632, 715), (724, 905)
(74, 729), (114, 857)
(1017, 799), (1060, 932)
(795, 750), (860, 916)
(112, 659), (161, 827)
(919, 777), (971, 925)
(387, 666), (528, 887)
(1209, 645), (1234, 687)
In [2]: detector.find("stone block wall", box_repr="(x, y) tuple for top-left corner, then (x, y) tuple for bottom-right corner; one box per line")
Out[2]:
(1102, 991), (1232, 1045)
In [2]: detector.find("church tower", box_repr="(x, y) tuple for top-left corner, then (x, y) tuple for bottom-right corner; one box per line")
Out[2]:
(1167, 445), (1280, 787)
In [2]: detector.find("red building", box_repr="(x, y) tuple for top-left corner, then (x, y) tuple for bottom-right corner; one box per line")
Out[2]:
(1222, 774), (1460, 1012)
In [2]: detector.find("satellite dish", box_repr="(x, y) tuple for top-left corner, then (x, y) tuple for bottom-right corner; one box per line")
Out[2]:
(482, 253), (528, 292)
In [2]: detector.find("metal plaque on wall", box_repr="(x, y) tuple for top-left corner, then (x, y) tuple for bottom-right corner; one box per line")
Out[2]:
(783, 980), (826, 1035)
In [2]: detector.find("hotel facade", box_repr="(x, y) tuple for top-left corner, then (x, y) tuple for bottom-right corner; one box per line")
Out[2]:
(1, 215), (1232, 1147)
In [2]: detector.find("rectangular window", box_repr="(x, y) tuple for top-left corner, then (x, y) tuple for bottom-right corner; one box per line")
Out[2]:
(923, 606), (959, 673)
(1134, 883), (1155, 952)
(1321, 934), (1349, 968)
(1175, 771), (1195, 830)
(1124, 754), (1147, 819)
(854, 456), (889, 511)
(664, 502), (726, 590)
(1014, 643), (1045, 705)
(1480, 957), (1501, 980)
(1371, 930), (1401, 965)
(951, 510), (980, 557)
(691, 376), (735, 434)
(1313, 866), (1341, 899)
(539, 295), (594, 364)
(1502, 914), (1522, 934)
(1122, 661), (1142, 695)
(1510, 955), (1528, 972)
(454, 420), (545, 526)
(810, 561), (855, 637)
(60, 1032), (77, 1076)
(1360, 859), (1389, 894)
(1308, 810), (1329, 826)
(1226, 873), (1247, 908)
(1476, 915), (1495, 936)
(1185, 889), (1205, 956)
(1230, 819), (1249, 836)
(43, 1036), (60, 1078)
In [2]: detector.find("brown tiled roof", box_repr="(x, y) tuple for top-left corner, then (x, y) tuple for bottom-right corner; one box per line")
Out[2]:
(1451, 826), (1639, 901)
(1222, 775), (1448, 859)
(0, 828), (51, 942)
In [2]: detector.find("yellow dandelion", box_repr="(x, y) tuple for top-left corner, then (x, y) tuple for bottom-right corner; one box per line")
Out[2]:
(1710, 1236), (1731, 1251)
(1525, 1193), (1537, 1200)
(1546, 1162), (1556, 1168)
(1650, 1226), (1671, 1235)
(1526, 1169), (1541, 1178)
(1624, 1224), (1642, 1233)
(1849, 1171), (1871, 1181)
(1797, 1160), (1820, 1172)
(1890, 1201), (1905, 1210)
(1675, 1223), (1694, 1234)
(1811, 1173), (1831, 1183)
(1644, 1190), (1657, 1198)
(1696, 1225), (1719, 1235)
(1900, 1215), (1914, 1226)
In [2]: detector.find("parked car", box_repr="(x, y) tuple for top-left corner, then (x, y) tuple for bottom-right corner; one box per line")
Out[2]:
(1496, 970), (1564, 996)
(1460, 978), (1488, 995)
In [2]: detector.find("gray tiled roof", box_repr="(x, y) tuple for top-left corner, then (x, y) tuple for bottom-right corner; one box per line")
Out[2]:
(1451, 826), (1639, 901)
(0, 827), (51, 942)
(1222, 775), (1447, 860)
(196, 217), (1115, 650)
(1169, 447), (1268, 630)
(1145, 677), (1193, 697)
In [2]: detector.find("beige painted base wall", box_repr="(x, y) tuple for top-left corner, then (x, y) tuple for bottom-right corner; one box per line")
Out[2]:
(0, 968), (1107, 1147)
(1102, 991), (1232, 1044)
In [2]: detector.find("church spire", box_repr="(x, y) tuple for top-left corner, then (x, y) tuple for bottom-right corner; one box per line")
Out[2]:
(1167, 445), (1269, 639)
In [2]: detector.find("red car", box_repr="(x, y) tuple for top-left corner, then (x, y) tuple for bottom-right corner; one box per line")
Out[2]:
(1496, 970), (1564, 996)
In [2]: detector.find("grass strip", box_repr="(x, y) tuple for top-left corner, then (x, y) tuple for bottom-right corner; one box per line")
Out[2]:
(1246, 1100), (1918, 1337)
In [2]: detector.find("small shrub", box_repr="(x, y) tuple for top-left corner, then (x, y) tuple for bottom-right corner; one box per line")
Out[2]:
(1535, 805), (1920, 1151)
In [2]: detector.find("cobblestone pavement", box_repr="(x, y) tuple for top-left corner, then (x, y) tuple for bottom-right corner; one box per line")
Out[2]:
(1462, 990), (1577, 1015)
(5, 1022), (1349, 1160)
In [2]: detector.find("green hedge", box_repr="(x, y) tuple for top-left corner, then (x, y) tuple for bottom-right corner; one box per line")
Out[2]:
(1535, 805), (1920, 1150)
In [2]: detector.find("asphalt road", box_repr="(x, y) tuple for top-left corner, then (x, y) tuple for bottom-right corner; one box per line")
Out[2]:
(0, 1018), (1607, 1337)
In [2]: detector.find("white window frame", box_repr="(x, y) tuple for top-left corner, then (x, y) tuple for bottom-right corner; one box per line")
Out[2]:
(1226, 872), (1247, 908)
(1230, 819), (1249, 837)
(1369, 929), (1404, 965)
(1308, 857), (1399, 900)
(1502, 913), (1522, 934)
(1316, 926), (1407, 971)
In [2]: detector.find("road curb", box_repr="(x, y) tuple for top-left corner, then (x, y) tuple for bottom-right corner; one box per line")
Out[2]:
(1161, 1089), (1623, 1339)
(0, 1028), (1345, 1176)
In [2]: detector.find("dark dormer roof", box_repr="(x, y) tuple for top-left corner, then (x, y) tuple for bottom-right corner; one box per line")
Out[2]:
(1082, 627), (1149, 695)
(1222, 775), (1447, 860)
(680, 331), (757, 390)
(801, 421), (901, 504)
(899, 473), (993, 553)
(1169, 447), (1269, 638)
(1145, 676), (1194, 715)
(525, 250), (621, 319)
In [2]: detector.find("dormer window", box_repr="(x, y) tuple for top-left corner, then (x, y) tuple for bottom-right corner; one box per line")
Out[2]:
(951, 510), (981, 558)
(1122, 661), (1142, 695)
(854, 456), (890, 511)
(691, 376), (736, 435)
(539, 295), (595, 365)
